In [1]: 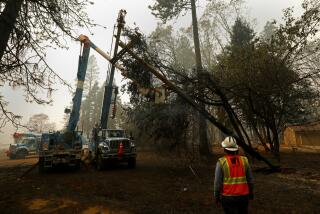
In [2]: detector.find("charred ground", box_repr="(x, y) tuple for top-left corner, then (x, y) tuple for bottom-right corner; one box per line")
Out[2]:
(0, 148), (319, 214)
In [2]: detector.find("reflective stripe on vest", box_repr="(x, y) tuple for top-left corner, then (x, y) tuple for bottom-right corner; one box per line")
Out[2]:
(219, 155), (249, 196)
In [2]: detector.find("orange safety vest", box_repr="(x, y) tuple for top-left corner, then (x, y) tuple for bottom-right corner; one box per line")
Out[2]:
(218, 155), (249, 196)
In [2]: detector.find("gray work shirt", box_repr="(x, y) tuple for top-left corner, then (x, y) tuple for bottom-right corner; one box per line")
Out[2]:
(214, 156), (254, 198)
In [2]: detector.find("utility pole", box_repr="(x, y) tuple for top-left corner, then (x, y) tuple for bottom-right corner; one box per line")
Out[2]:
(190, 0), (210, 156)
(100, 10), (126, 129)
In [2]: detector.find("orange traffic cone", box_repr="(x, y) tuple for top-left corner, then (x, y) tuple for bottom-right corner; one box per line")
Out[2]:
(118, 142), (124, 157)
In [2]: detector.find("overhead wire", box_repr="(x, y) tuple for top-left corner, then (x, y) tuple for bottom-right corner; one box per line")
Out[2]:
(106, 24), (116, 83)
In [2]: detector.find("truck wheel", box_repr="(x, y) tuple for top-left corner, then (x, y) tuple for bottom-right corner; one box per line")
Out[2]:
(38, 157), (46, 173)
(74, 160), (81, 170)
(128, 158), (136, 169)
(96, 155), (105, 171)
(16, 149), (28, 159)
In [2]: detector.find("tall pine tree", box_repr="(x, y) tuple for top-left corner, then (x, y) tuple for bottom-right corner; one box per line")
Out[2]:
(149, 0), (210, 156)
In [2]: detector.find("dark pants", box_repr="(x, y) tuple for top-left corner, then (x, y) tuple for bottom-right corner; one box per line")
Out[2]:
(221, 195), (249, 214)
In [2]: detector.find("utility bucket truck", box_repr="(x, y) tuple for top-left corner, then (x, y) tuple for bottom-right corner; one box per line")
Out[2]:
(38, 35), (91, 172)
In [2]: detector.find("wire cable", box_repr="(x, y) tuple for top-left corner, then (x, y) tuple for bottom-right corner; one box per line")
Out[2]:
(106, 24), (116, 83)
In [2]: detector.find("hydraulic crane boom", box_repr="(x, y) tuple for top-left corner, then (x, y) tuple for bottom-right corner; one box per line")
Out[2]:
(67, 38), (91, 132)
(100, 9), (126, 129)
(77, 10), (127, 131)
(37, 38), (91, 171)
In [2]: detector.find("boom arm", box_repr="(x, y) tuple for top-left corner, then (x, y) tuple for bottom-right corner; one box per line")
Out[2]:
(67, 39), (91, 132)
(100, 10), (126, 129)
(77, 36), (162, 98)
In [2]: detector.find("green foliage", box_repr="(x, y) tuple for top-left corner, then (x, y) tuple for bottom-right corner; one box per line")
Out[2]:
(269, 2), (320, 63)
(127, 98), (190, 148)
(261, 20), (277, 43)
(123, 0), (320, 156)
(121, 55), (153, 104)
(83, 55), (99, 97)
(80, 81), (100, 136)
(215, 7), (320, 152)
(149, 0), (192, 23)
(229, 18), (255, 50)
(120, 27), (195, 148)
(148, 24), (195, 72)
(120, 29), (154, 104)
(78, 55), (100, 136)
(187, 0), (245, 68)
(79, 81), (127, 137)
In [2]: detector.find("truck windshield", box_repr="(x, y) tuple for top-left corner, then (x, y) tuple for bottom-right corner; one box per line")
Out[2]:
(107, 130), (125, 138)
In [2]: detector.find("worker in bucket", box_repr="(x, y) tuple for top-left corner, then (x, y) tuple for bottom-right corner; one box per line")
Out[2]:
(214, 136), (254, 214)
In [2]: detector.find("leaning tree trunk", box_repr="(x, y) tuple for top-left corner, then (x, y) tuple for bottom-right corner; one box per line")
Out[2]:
(120, 44), (278, 169)
(266, 126), (274, 151)
(0, 0), (24, 61)
(252, 123), (270, 152)
(271, 120), (280, 162)
(190, 0), (210, 156)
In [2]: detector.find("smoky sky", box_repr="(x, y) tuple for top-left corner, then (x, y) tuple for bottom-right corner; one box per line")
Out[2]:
(0, 0), (303, 147)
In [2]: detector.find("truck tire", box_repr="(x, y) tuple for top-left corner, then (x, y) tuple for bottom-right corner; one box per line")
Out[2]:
(128, 157), (136, 169)
(96, 155), (105, 171)
(16, 149), (28, 159)
(38, 157), (46, 173)
(74, 159), (81, 170)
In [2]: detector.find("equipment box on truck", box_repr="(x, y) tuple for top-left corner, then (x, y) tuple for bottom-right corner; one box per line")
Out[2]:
(38, 131), (83, 172)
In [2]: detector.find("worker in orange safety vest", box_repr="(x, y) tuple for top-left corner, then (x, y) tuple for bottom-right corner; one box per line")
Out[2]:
(214, 136), (254, 214)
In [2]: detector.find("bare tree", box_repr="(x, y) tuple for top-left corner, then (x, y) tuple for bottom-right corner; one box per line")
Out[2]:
(0, 0), (94, 128)
(27, 113), (55, 132)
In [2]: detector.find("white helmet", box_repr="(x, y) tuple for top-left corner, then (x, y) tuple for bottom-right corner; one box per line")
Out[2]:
(221, 136), (239, 151)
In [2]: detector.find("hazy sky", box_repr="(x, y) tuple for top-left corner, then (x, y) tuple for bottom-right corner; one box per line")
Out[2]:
(0, 0), (303, 147)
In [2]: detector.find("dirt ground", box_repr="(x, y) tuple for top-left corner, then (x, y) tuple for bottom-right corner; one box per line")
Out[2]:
(0, 148), (319, 214)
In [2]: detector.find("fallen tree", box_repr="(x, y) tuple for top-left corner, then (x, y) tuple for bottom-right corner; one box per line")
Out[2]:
(116, 37), (278, 170)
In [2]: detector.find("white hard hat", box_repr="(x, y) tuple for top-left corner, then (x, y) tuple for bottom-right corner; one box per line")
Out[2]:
(221, 136), (239, 151)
